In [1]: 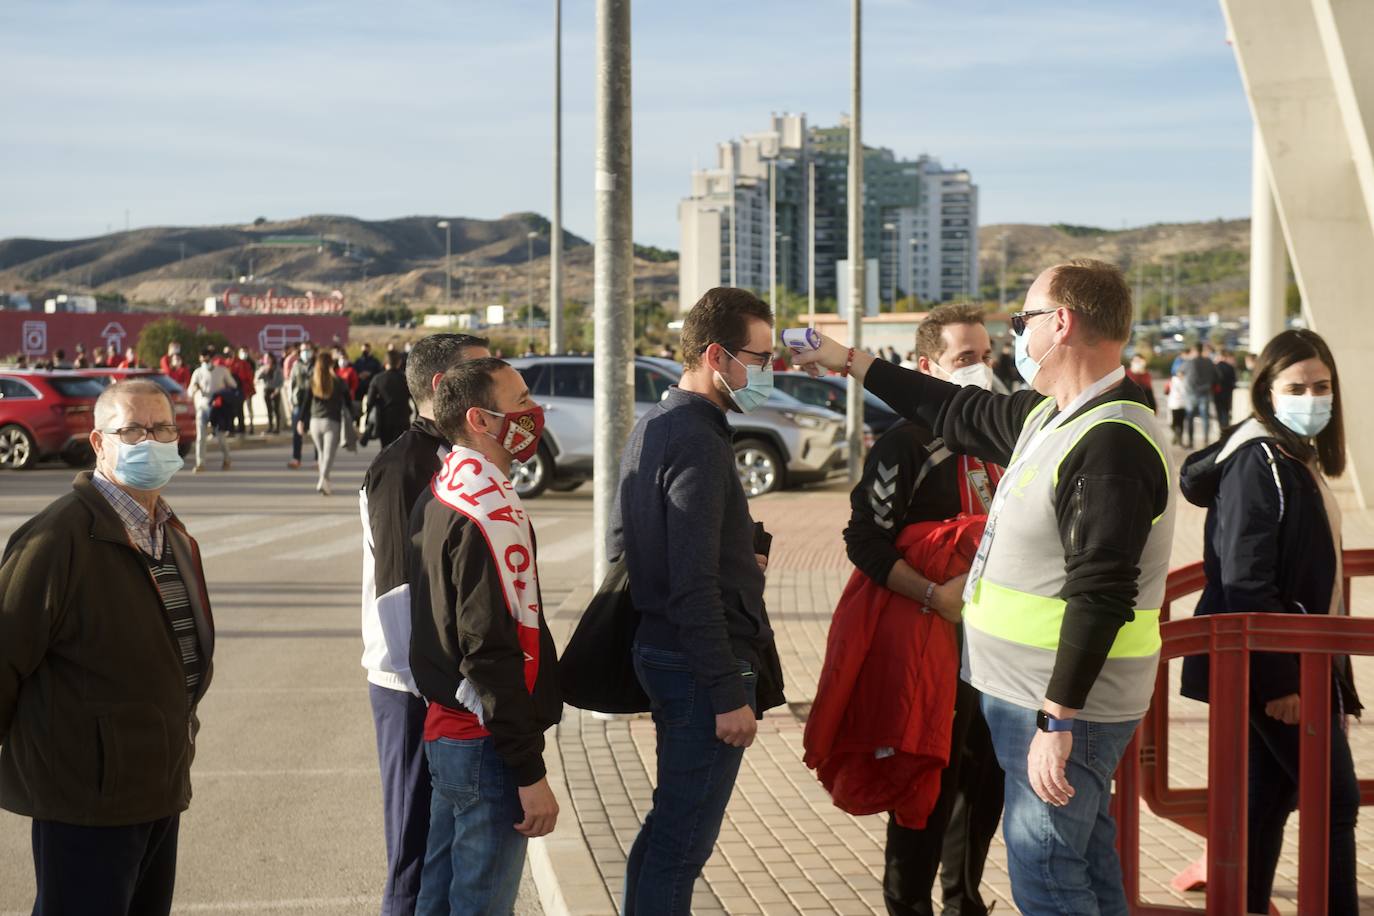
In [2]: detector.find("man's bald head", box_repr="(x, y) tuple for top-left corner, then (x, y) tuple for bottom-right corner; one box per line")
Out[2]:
(94, 380), (174, 430)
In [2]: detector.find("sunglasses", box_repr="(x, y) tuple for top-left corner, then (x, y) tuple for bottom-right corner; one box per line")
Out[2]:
(1010, 309), (1056, 336)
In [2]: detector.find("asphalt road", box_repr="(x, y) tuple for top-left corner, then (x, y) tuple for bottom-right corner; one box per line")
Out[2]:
(0, 440), (598, 914)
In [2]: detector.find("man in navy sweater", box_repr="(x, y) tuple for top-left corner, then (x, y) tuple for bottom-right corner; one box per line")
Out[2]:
(609, 287), (785, 916)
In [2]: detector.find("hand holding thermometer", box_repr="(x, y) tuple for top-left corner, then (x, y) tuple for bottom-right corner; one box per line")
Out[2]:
(781, 327), (822, 353)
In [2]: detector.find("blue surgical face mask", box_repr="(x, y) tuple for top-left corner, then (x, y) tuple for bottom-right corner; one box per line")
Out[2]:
(113, 439), (184, 490)
(1273, 393), (1333, 438)
(1014, 315), (1058, 388)
(715, 350), (774, 413)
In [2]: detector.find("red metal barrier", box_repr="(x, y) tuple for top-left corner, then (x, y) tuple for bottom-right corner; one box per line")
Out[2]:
(1114, 549), (1374, 916)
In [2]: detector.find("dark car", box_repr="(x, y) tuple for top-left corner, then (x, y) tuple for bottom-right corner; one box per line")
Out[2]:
(0, 371), (106, 469)
(773, 371), (902, 436)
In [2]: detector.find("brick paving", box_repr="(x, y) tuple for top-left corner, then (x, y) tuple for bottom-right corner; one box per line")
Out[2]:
(542, 444), (1374, 914)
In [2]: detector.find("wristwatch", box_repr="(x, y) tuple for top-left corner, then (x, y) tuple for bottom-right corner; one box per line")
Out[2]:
(1036, 710), (1074, 733)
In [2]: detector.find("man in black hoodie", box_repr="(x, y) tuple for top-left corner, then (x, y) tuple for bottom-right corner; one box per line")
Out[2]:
(408, 358), (562, 913)
(359, 333), (489, 916)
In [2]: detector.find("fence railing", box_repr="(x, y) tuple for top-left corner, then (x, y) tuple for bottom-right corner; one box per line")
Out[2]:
(1112, 549), (1374, 916)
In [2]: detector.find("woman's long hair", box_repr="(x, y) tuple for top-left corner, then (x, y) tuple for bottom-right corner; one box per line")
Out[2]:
(1250, 328), (1345, 476)
(312, 352), (336, 401)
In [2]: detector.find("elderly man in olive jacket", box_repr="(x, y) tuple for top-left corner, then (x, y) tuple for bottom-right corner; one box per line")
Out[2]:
(0, 379), (215, 916)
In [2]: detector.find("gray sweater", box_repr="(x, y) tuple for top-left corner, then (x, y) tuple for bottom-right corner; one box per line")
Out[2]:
(608, 387), (772, 714)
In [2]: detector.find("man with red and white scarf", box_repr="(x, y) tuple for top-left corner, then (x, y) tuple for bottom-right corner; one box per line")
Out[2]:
(407, 357), (562, 915)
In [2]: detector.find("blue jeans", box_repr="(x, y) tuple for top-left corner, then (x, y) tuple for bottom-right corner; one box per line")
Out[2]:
(623, 645), (758, 916)
(1184, 391), (1211, 446)
(416, 736), (526, 916)
(981, 694), (1139, 916)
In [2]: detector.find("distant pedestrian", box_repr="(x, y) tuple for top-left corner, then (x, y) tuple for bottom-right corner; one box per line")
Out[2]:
(53, 349), (72, 369)
(73, 344), (90, 369)
(230, 347), (256, 435)
(188, 346), (236, 472)
(166, 353), (191, 390)
(992, 343), (1017, 390)
(159, 341), (182, 375)
(256, 353), (284, 435)
(365, 350), (414, 449)
(287, 342), (316, 469)
(1125, 353), (1157, 412)
(1213, 349), (1237, 429)
(1166, 369), (1188, 446)
(1182, 345), (1218, 447)
(409, 357), (561, 915)
(119, 346), (142, 369)
(0, 379), (214, 916)
(611, 288), (786, 915)
(297, 352), (352, 495)
(335, 347), (360, 401)
(102, 344), (120, 367)
(1179, 328), (1360, 915)
(359, 333), (491, 915)
(353, 343), (383, 408)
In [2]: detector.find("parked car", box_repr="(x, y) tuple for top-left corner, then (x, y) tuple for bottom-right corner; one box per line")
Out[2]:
(772, 371), (902, 436)
(507, 355), (855, 499)
(0, 371), (105, 469)
(79, 368), (197, 457)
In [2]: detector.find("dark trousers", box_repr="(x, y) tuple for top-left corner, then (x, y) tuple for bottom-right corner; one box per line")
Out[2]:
(624, 645), (757, 916)
(1247, 708), (1359, 915)
(32, 814), (180, 916)
(1213, 390), (1233, 431)
(1170, 408), (1186, 444)
(264, 390), (282, 433)
(291, 405), (307, 461)
(885, 678), (1004, 916)
(370, 683), (432, 916)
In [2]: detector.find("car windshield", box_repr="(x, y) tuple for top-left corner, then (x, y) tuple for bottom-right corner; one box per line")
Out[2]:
(46, 377), (108, 398)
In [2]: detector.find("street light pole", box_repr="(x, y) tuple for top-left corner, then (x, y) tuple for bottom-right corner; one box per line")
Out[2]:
(550, 0), (565, 354)
(592, 0), (634, 583)
(437, 220), (452, 308)
(997, 232), (1008, 308)
(807, 159), (815, 326)
(527, 230), (538, 351)
(909, 237), (917, 310)
(846, 0), (864, 483)
(882, 222), (896, 307)
(769, 160), (777, 319)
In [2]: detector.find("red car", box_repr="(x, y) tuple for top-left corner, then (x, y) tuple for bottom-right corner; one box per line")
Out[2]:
(0, 371), (106, 469)
(79, 368), (197, 457)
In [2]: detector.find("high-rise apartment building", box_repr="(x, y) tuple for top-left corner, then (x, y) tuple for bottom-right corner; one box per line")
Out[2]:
(678, 113), (978, 311)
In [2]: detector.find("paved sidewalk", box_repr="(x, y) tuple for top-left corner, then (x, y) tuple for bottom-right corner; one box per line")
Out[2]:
(535, 456), (1374, 915)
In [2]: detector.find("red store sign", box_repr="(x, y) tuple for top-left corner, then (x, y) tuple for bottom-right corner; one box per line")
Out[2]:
(0, 312), (351, 359)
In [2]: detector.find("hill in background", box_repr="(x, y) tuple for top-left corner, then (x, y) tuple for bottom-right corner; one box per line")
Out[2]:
(0, 213), (677, 313)
(978, 219), (1256, 317)
(0, 213), (1258, 319)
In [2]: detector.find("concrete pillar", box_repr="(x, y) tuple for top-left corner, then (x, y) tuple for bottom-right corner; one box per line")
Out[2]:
(1248, 125), (1287, 354)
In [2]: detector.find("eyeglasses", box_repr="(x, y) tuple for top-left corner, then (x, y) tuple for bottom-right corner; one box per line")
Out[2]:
(1010, 309), (1055, 336)
(731, 346), (774, 368)
(101, 424), (180, 445)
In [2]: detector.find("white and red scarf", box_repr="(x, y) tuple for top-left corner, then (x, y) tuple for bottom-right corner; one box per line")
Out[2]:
(431, 446), (541, 722)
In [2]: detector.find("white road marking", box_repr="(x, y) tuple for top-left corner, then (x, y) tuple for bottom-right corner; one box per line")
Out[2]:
(535, 527), (596, 565)
(199, 517), (346, 560)
(175, 513), (267, 536)
(277, 532), (362, 562)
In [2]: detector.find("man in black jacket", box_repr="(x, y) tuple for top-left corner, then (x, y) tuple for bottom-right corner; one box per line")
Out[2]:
(610, 287), (785, 916)
(408, 358), (561, 913)
(359, 333), (489, 916)
(365, 351), (415, 449)
(0, 380), (214, 916)
(845, 303), (1004, 916)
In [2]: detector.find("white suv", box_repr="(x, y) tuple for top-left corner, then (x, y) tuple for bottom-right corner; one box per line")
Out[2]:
(507, 356), (853, 498)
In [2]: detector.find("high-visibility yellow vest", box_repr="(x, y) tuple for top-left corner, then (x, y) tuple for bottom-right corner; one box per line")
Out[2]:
(963, 398), (1175, 722)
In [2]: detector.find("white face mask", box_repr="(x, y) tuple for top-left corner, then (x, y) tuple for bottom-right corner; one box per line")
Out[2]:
(933, 361), (992, 390)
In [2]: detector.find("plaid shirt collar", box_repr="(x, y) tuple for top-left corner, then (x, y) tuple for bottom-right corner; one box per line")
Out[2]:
(92, 471), (172, 558)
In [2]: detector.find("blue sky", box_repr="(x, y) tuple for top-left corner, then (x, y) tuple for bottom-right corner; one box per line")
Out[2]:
(1, 0), (1253, 248)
